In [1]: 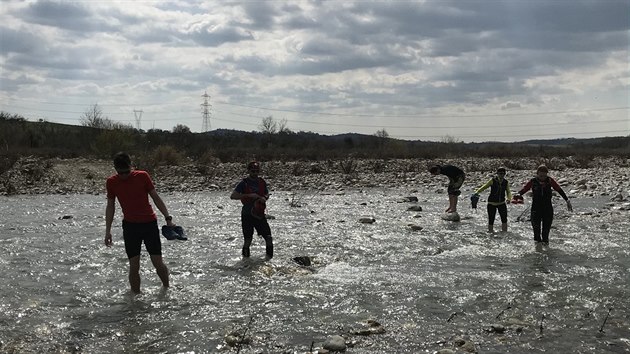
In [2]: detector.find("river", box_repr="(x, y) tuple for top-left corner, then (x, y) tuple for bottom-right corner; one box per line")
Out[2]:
(1, 190), (628, 353)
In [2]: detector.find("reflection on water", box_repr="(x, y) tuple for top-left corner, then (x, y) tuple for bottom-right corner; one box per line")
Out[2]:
(0, 192), (629, 353)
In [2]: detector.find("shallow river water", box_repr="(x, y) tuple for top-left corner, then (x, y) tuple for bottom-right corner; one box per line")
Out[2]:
(1, 190), (629, 353)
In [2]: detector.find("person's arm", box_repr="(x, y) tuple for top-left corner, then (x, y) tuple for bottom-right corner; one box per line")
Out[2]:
(517, 180), (533, 196)
(550, 178), (572, 211)
(230, 190), (261, 200)
(230, 180), (261, 201)
(474, 179), (493, 195)
(149, 189), (174, 226)
(105, 198), (115, 247)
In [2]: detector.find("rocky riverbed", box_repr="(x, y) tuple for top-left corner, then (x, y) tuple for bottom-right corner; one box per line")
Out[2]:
(1, 156), (629, 205)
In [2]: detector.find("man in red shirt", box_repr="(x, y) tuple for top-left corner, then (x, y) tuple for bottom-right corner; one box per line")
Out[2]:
(105, 152), (174, 294)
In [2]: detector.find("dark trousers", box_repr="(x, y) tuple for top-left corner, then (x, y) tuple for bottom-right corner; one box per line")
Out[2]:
(531, 207), (554, 242)
(487, 204), (508, 225)
(241, 213), (273, 258)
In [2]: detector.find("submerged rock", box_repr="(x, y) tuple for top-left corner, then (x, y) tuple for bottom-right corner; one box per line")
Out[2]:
(323, 335), (346, 351)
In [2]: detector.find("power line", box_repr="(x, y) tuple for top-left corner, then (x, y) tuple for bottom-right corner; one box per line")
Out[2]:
(2, 103), (628, 129)
(2, 96), (629, 119)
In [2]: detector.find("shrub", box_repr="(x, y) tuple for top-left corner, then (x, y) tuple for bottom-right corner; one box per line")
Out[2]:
(339, 158), (358, 174)
(152, 145), (184, 166)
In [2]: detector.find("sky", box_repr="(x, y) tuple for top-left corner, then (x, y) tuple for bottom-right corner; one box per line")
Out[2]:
(1, 0), (629, 142)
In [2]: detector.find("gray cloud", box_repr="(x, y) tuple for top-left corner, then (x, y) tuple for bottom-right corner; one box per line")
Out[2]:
(19, 1), (116, 33)
(1, 1), (627, 140)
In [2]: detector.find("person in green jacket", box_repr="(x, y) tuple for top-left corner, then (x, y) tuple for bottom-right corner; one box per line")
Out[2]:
(473, 167), (512, 232)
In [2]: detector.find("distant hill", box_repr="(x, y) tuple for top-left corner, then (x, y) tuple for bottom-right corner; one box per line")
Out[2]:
(1, 112), (628, 162)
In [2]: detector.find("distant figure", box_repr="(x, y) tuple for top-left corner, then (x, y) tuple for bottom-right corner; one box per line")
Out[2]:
(429, 164), (466, 213)
(104, 152), (173, 294)
(230, 161), (273, 260)
(473, 167), (512, 232)
(515, 165), (572, 244)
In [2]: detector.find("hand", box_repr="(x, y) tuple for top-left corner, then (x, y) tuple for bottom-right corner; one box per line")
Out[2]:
(166, 218), (175, 227)
(104, 232), (113, 247)
(566, 200), (573, 212)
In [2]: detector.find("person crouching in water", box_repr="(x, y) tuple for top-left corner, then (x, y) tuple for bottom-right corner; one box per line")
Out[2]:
(473, 167), (512, 233)
(429, 164), (466, 213)
(230, 161), (273, 260)
(515, 165), (572, 244)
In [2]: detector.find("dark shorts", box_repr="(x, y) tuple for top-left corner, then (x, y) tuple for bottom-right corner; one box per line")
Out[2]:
(447, 174), (465, 196)
(122, 219), (161, 258)
(241, 212), (272, 239)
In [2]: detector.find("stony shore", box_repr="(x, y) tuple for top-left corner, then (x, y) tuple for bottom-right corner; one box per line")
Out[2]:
(1, 156), (629, 204)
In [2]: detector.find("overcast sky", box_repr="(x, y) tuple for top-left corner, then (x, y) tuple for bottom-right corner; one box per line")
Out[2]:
(1, 0), (629, 142)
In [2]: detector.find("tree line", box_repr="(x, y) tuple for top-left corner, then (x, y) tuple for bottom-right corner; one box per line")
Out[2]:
(1, 108), (629, 167)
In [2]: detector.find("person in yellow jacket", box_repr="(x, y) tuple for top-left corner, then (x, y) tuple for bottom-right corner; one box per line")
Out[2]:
(473, 167), (512, 232)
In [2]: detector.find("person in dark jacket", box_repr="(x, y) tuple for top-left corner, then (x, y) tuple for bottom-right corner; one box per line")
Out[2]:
(230, 161), (273, 260)
(473, 167), (512, 232)
(515, 165), (572, 244)
(429, 164), (465, 213)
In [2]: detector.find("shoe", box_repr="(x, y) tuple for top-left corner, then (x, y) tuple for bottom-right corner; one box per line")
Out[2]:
(264, 254), (273, 261)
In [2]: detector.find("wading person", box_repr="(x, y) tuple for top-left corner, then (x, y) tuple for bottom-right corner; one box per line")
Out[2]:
(230, 161), (273, 260)
(105, 152), (173, 294)
(429, 164), (466, 213)
(473, 167), (512, 232)
(515, 165), (572, 244)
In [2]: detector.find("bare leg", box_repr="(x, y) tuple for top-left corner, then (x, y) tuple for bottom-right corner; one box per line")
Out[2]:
(128, 256), (141, 294)
(150, 255), (169, 289)
(448, 195), (458, 213)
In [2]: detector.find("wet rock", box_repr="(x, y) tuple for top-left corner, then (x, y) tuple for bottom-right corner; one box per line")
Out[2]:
(402, 196), (418, 202)
(488, 324), (506, 333)
(460, 340), (477, 353)
(224, 331), (251, 347)
(407, 205), (423, 211)
(441, 212), (461, 222)
(611, 193), (624, 202)
(323, 335), (346, 351)
(58, 215), (73, 220)
(437, 350), (456, 354)
(408, 224), (423, 231)
(293, 256), (312, 267)
(224, 335), (239, 347)
(359, 217), (376, 224)
(351, 319), (385, 336)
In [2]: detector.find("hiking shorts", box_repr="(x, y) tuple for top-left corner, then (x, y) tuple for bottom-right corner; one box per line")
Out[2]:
(447, 174), (465, 196)
(122, 219), (161, 258)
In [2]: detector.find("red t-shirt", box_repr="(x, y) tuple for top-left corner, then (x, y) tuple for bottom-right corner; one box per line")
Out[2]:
(106, 170), (157, 223)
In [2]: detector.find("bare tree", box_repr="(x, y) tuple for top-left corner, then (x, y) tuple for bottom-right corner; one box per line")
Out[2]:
(375, 128), (389, 139)
(81, 104), (113, 129)
(260, 116), (278, 134)
(277, 118), (292, 133)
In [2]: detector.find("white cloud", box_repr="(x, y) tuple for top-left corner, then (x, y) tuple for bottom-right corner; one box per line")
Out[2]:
(0, 0), (628, 142)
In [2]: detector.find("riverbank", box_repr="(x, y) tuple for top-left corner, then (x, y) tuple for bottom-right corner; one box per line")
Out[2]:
(1, 156), (629, 202)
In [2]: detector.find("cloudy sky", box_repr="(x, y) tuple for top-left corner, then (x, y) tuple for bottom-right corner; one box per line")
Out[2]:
(1, 0), (629, 142)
